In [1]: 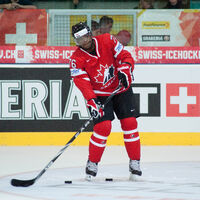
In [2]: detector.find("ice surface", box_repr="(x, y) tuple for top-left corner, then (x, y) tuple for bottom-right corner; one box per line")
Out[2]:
(0, 146), (200, 200)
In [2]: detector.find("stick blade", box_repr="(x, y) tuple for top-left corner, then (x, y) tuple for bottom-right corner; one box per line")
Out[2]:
(11, 178), (35, 187)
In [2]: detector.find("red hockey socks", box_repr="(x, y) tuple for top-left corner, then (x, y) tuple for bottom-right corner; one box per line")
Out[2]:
(89, 120), (112, 163)
(120, 117), (141, 160)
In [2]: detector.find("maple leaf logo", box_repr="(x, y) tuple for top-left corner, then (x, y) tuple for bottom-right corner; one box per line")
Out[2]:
(94, 64), (115, 85)
(94, 64), (107, 84)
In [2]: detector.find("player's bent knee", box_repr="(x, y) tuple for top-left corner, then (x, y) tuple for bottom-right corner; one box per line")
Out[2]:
(94, 120), (112, 137)
(120, 117), (137, 131)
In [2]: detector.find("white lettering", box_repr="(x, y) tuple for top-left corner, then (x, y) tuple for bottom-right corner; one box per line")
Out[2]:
(22, 81), (48, 119)
(50, 80), (62, 118)
(0, 80), (89, 120)
(0, 81), (21, 119)
(133, 87), (157, 113)
(0, 50), (3, 59)
(63, 80), (89, 119)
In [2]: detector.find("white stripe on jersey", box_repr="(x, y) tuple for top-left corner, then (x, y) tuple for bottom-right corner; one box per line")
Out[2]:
(83, 77), (90, 81)
(94, 90), (112, 95)
(118, 66), (129, 71)
(80, 47), (98, 59)
(93, 38), (100, 57)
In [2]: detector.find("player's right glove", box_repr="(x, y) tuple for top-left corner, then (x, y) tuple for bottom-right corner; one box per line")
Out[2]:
(117, 63), (132, 89)
(87, 98), (104, 119)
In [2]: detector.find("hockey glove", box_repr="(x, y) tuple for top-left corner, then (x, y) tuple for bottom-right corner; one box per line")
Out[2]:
(118, 63), (132, 89)
(118, 70), (129, 88)
(87, 98), (104, 119)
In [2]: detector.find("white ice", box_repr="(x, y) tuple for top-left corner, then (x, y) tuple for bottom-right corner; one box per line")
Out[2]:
(0, 146), (200, 200)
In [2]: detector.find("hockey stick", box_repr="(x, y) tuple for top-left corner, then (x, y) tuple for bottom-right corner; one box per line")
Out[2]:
(11, 84), (122, 187)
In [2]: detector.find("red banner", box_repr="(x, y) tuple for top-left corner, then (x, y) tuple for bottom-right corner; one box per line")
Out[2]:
(133, 46), (200, 63)
(0, 9), (47, 46)
(1, 46), (200, 64)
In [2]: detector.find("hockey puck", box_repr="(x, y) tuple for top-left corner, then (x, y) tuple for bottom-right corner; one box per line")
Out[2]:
(105, 178), (113, 181)
(64, 180), (72, 184)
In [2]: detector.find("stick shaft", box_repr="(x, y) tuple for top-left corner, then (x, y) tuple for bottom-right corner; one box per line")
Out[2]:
(34, 116), (93, 182)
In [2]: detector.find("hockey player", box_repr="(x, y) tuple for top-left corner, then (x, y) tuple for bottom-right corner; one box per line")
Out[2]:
(70, 22), (142, 180)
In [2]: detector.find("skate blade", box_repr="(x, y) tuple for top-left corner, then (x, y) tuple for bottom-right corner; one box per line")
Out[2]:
(129, 173), (139, 181)
(85, 175), (93, 181)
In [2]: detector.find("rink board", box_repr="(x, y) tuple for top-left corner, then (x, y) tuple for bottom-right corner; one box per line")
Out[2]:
(0, 64), (200, 145)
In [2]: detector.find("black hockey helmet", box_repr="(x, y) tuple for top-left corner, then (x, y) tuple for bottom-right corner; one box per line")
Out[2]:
(72, 22), (92, 39)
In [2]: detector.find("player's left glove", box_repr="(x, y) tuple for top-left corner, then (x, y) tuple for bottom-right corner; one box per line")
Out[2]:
(117, 63), (132, 89)
(87, 98), (104, 119)
(118, 70), (129, 88)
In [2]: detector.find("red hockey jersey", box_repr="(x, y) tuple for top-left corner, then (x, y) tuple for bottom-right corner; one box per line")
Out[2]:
(70, 33), (134, 101)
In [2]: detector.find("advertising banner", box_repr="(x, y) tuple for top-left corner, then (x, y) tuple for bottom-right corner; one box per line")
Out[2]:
(0, 64), (199, 134)
(0, 46), (200, 145)
(1, 46), (200, 64)
(0, 67), (93, 132)
(137, 10), (200, 47)
(0, 9), (47, 46)
(132, 64), (200, 133)
(0, 46), (76, 64)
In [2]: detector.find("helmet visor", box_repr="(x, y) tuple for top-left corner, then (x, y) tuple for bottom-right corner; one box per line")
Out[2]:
(74, 28), (91, 45)
(74, 33), (91, 45)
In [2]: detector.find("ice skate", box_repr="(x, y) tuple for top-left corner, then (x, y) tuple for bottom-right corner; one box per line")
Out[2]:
(129, 160), (142, 181)
(85, 160), (98, 181)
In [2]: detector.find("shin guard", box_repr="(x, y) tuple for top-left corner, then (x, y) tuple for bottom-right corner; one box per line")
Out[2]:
(120, 117), (141, 160)
(89, 120), (112, 163)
